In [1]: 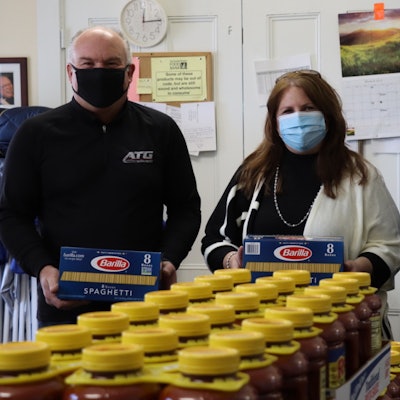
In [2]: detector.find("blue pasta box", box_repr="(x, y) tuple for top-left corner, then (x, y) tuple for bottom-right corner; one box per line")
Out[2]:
(243, 235), (344, 285)
(58, 246), (161, 302)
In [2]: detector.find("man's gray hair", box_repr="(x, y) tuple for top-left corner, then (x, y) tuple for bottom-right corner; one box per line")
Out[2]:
(67, 26), (132, 65)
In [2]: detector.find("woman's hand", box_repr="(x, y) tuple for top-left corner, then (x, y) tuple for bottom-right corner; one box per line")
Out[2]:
(344, 256), (373, 274)
(223, 246), (244, 269)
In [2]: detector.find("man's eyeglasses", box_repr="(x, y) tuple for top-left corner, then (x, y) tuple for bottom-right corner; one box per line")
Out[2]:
(275, 69), (321, 84)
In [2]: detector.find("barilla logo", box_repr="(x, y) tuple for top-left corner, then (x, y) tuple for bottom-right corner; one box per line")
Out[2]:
(90, 256), (130, 272)
(273, 245), (312, 261)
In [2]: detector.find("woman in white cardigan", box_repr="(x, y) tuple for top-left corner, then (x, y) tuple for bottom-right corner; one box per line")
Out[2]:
(201, 69), (400, 339)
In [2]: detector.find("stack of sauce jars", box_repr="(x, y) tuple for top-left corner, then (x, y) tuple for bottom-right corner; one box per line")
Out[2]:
(111, 301), (159, 329)
(304, 284), (360, 379)
(158, 346), (258, 400)
(0, 341), (65, 400)
(170, 281), (214, 304)
(273, 270), (311, 294)
(35, 324), (92, 376)
(333, 271), (382, 354)
(77, 311), (129, 344)
(209, 330), (283, 399)
(264, 305), (327, 400)
(286, 293), (346, 391)
(320, 277), (372, 364)
(144, 290), (189, 315)
(241, 317), (309, 400)
(63, 343), (162, 400)
(255, 276), (296, 305)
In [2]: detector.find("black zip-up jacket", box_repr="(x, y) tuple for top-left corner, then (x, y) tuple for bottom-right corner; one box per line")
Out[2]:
(0, 99), (201, 322)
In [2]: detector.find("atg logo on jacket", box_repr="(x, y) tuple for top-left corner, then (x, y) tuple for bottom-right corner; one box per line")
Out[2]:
(273, 245), (312, 261)
(123, 151), (154, 163)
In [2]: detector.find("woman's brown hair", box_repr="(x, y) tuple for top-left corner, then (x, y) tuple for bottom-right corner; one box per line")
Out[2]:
(238, 70), (368, 199)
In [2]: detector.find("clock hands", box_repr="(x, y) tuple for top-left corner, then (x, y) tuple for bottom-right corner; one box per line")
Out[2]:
(143, 18), (162, 23)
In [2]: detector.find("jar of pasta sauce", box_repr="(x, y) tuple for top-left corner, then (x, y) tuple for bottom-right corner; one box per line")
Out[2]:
(194, 273), (234, 295)
(144, 290), (189, 315)
(35, 324), (92, 376)
(255, 276), (295, 305)
(304, 284), (360, 379)
(171, 281), (214, 304)
(214, 268), (252, 286)
(187, 303), (238, 332)
(264, 305), (327, 400)
(241, 317), (309, 400)
(158, 312), (211, 348)
(63, 343), (162, 399)
(158, 346), (258, 400)
(215, 291), (263, 326)
(209, 330), (283, 399)
(0, 341), (64, 400)
(111, 301), (159, 329)
(235, 282), (279, 311)
(77, 311), (129, 343)
(333, 271), (382, 354)
(273, 270), (311, 293)
(286, 293), (346, 390)
(320, 277), (372, 364)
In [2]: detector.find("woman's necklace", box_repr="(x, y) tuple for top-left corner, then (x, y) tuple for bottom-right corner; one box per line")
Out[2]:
(273, 165), (316, 228)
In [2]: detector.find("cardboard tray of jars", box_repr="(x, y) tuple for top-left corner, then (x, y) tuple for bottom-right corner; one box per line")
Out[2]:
(328, 340), (390, 400)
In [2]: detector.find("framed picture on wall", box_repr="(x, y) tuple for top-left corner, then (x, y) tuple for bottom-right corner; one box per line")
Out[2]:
(0, 57), (28, 108)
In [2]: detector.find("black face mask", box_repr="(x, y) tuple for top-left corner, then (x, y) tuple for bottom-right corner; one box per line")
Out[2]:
(71, 65), (129, 108)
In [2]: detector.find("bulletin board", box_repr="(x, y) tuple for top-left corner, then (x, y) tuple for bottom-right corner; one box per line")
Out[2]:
(132, 52), (213, 106)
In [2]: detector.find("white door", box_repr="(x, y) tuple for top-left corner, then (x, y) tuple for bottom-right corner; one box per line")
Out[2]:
(38, 0), (244, 279)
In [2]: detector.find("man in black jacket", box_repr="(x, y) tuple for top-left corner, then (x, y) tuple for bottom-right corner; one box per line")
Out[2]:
(0, 26), (201, 326)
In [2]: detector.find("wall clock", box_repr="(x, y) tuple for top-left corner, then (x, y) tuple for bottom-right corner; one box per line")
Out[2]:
(120, 0), (168, 48)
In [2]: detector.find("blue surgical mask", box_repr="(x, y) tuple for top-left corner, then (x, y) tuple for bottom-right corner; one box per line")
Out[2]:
(278, 111), (327, 152)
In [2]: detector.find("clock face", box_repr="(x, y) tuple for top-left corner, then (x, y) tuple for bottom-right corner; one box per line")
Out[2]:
(120, 0), (168, 48)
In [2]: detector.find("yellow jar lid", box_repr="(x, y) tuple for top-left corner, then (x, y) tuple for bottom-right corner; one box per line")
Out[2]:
(111, 301), (159, 322)
(194, 274), (234, 292)
(122, 327), (178, 353)
(171, 282), (213, 300)
(215, 291), (260, 311)
(77, 311), (129, 335)
(158, 313), (211, 337)
(144, 290), (189, 310)
(214, 268), (252, 285)
(391, 350), (400, 365)
(82, 343), (143, 372)
(0, 341), (51, 371)
(242, 317), (294, 342)
(320, 277), (359, 295)
(209, 330), (265, 357)
(273, 270), (311, 286)
(187, 303), (235, 325)
(333, 271), (370, 287)
(35, 324), (92, 351)
(255, 276), (295, 294)
(286, 293), (332, 314)
(391, 341), (400, 353)
(178, 346), (240, 375)
(235, 283), (278, 301)
(264, 306), (314, 329)
(304, 285), (347, 305)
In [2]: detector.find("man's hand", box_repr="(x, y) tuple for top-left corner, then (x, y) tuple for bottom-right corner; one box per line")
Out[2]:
(39, 265), (89, 309)
(160, 260), (177, 289)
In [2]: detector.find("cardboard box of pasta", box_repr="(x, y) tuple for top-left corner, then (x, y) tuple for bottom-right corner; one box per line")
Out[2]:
(242, 235), (344, 285)
(58, 246), (161, 302)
